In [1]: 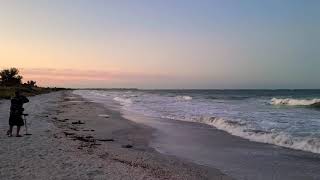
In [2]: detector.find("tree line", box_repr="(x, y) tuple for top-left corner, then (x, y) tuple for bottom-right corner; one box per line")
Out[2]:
(0, 68), (37, 87)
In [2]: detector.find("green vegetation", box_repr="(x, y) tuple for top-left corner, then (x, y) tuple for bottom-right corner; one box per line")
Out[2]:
(0, 68), (67, 99)
(0, 86), (65, 99)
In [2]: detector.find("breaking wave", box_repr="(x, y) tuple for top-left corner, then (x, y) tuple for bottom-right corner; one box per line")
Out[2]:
(113, 97), (132, 105)
(175, 96), (193, 101)
(271, 98), (320, 106)
(74, 90), (320, 154)
(195, 117), (320, 154)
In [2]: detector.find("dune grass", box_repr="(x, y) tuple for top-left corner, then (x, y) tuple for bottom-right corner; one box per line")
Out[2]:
(0, 86), (67, 99)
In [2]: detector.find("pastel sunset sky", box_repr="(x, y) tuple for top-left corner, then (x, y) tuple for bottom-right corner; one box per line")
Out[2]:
(1, 0), (319, 88)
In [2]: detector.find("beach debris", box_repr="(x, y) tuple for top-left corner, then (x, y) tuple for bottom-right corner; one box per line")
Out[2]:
(53, 133), (62, 139)
(63, 131), (75, 136)
(91, 143), (101, 146)
(57, 118), (69, 122)
(56, 110), (64, 114)
(69, 127), (79, 131)
(99, 152), (109, 159)
(111, 157), (149, 169)
(73, 136), (95, 142)
(72, 135), (102, 150)
(68, 100), (85, 103)
(72, 120), (85, 125)
(98, 114), (110, 118)
(97, 138), (114, 142)
(121, 144), (133, 148)
(64, 96), (77, 100)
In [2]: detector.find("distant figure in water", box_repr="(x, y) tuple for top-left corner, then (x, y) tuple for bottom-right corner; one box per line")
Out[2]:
(7, 91), (29, 137)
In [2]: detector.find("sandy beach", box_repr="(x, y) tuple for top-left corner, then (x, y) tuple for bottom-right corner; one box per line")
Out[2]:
(2, 1), (319, 179)
(0, 91), (231, 180)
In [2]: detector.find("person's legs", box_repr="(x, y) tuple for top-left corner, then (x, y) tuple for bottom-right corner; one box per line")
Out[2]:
(16, 126), (22, 137)
(7, 126), (13, 136)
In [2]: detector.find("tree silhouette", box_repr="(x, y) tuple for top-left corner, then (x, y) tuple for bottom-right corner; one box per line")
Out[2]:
(25, 80), (37, 87)
(0, 68), (23, 86)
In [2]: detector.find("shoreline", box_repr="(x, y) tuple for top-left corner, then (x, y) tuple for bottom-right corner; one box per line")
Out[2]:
(84, 90), (320, 180)
(59, 91), (232, 179)
(0, 91), (231, 180)
(120, 106), (320, 180)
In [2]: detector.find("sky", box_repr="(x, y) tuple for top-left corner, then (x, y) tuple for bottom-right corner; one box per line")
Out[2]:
(0, 0), (319, 89)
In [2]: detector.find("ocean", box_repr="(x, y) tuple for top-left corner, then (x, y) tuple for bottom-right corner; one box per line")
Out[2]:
(74, 89), (320, 154)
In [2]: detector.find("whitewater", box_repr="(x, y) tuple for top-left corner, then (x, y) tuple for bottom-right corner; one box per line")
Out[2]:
(271, 98), (320, 106)
(74, 89), (320, 154)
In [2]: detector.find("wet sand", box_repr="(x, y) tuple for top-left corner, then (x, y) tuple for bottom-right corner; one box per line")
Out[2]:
(123, 108), (320, 180)
(0, 91), (231, 180)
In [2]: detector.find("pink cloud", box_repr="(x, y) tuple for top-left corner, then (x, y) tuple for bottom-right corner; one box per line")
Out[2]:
(19, 68), (171, 87)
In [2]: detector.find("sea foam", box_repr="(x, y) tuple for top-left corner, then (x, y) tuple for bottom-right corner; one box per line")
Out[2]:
(74, 90), (320, 154)
(271, 98), (320, 106)
(197, 116), (320, 154)
(113, 97), (132, 105)
(175, 96), (193, 101)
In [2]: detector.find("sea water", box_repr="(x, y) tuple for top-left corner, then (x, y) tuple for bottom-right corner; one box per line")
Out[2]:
(74, 89), (320, 154)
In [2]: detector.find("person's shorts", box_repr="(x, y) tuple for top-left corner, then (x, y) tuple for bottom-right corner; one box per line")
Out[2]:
(9, 114), (24, 126)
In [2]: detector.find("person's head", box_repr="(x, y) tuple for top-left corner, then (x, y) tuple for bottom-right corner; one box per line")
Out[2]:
(15, 90), (21, 97)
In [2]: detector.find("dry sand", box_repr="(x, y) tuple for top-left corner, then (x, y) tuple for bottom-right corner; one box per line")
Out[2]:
(0, 91), (232, 180)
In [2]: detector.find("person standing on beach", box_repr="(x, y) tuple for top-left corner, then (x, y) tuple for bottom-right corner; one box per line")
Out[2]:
(7, 90), (29, 137)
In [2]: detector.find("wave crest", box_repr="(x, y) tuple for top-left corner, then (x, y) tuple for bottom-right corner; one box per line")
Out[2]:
(270, 98), (320, 106)
(196, 117), (320, 154)
(113, 97), (132, 105)
(175, 96), (192, 101)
